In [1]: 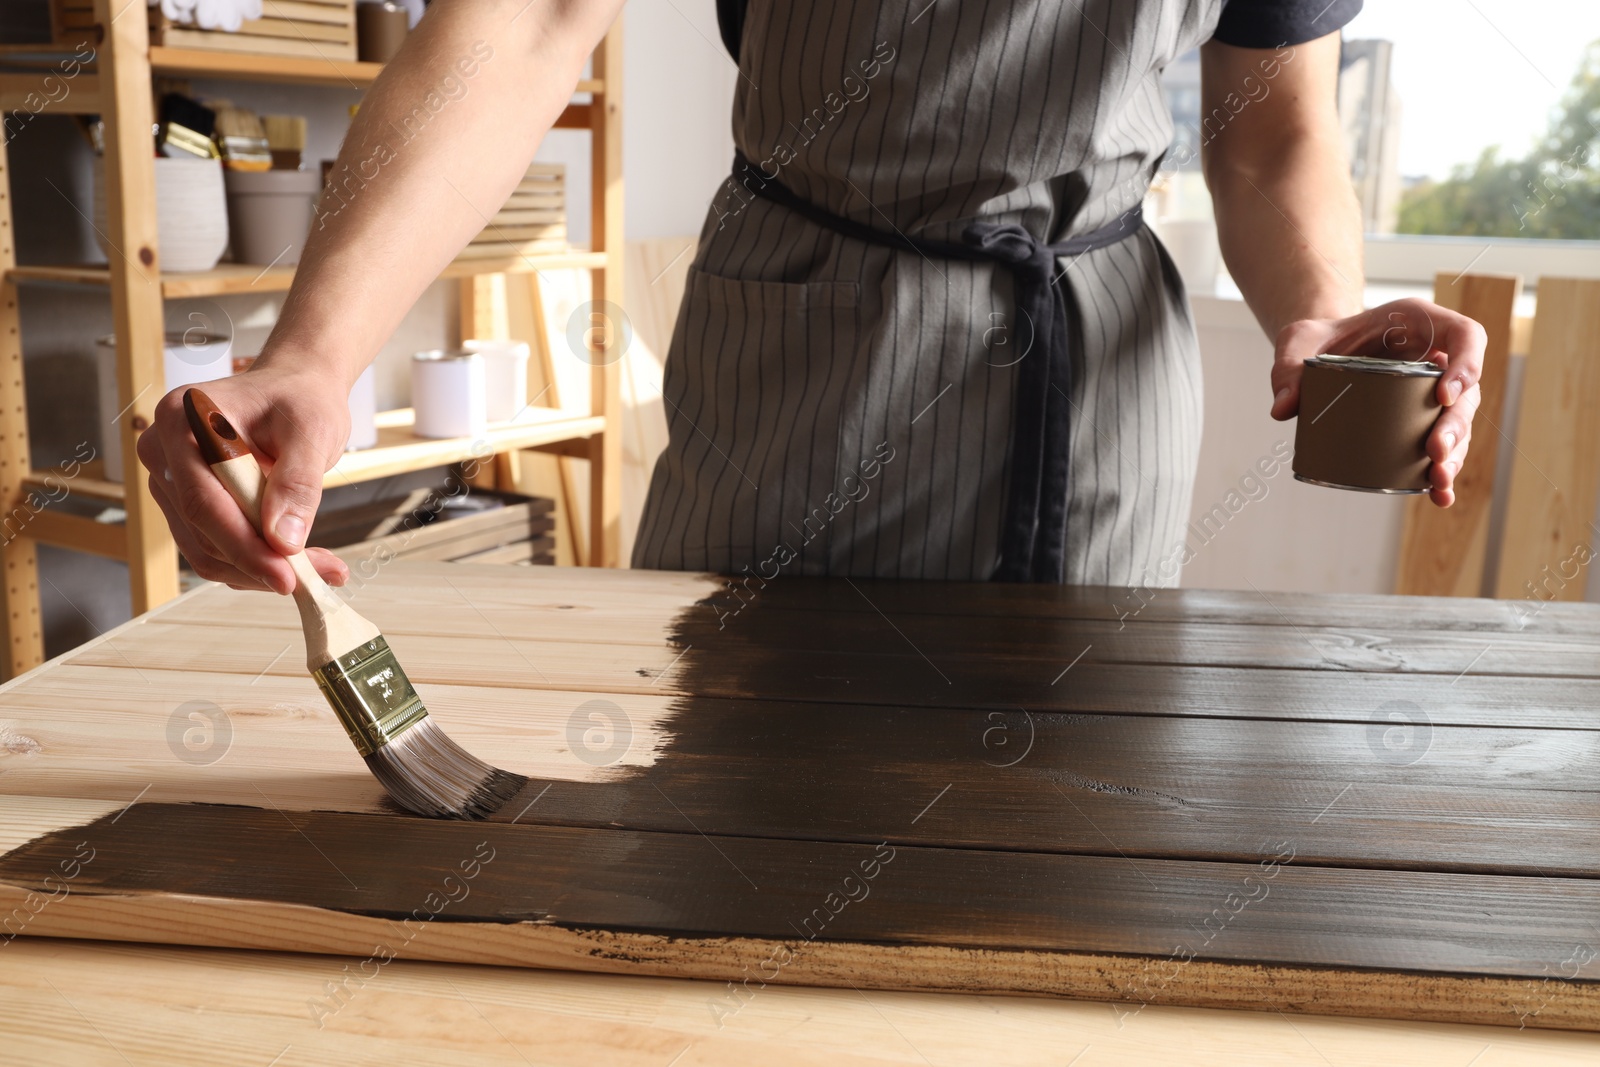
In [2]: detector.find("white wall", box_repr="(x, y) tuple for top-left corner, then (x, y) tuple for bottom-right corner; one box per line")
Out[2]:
(1182, 296), (1406, 595)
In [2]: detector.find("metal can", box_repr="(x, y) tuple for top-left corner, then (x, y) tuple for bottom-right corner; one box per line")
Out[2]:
(1292, 355), (1444, 494)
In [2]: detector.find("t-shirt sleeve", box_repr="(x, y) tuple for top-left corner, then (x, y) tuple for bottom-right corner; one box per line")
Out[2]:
(1211, 0), (1364, 48)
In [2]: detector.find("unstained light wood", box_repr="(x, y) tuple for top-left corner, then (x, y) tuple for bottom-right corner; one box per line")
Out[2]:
(1394, 273), (1521, 597)
(1494, 277), (1600, 601)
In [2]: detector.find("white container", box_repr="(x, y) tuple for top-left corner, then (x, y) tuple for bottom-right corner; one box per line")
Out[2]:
(224, 168), (322, 266)
(411, 350), (486, 439)
(462, 339), (530, 422)
(95, 331), (233, 482)
(347, 364), (378, 451)
(93, 157), (230, 273)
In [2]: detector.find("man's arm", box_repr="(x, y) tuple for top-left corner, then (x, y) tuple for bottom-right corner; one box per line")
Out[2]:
(138, 0), (623, 593)
(1201, 32), (1486, 508)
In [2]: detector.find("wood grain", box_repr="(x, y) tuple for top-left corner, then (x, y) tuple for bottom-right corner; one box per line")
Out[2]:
(1, 563), (1598, 1032)
(1494, 277), (1600, 601)
(1395, 273), (1521, 597)
(4, 938), (1598, 1067)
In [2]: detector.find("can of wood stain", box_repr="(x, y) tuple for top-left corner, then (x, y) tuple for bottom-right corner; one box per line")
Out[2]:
(1291, 355), (1444, 494)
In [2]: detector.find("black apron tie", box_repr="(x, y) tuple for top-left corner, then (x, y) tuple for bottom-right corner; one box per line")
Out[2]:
(729, 152), (1143, 582)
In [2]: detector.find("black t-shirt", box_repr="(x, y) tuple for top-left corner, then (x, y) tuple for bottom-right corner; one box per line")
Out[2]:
(715, 0), (1364, 65)
(1213, 0), (1364, 48)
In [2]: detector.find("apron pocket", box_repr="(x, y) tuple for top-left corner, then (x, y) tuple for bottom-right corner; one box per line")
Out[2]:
(641, 267), (861, 571)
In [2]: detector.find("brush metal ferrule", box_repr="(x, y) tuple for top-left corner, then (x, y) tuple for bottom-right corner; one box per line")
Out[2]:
(311, 636), (429, 756)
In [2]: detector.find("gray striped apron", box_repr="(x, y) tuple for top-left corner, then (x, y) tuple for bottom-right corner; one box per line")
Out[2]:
(634, 0), (1217, 586)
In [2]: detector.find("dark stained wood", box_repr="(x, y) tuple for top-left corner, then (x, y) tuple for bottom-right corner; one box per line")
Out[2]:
(707, 577), (1600, 637)
(3, 803), (1598, 985)
(483, 702), (1600, 877)
(6, 566), (1600, 1030)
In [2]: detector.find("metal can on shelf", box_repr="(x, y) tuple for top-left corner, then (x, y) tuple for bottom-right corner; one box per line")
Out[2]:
(1291, 354), (1444, 494)
(411, 349), (486, 440)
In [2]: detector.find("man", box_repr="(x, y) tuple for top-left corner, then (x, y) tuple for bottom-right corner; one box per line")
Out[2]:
(140, 0), (1485, 595)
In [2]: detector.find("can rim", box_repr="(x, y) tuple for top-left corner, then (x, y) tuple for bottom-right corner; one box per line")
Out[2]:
(1306, 354), (1443, 378)
(412, 349), (481, 362)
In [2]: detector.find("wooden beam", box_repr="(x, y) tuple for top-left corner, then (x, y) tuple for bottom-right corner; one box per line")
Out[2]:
(0, 135), (43, 678)
(1394, 273), (1520, 596)
(458, 273), (509, 342)
(552, 103), (591, 129)
(96, 0), (180, 615)
(588, 22), (623, 569)
(27, 510), (128, 561)
(0, 72), (101, 116)
(1494, 277), (1600, 601)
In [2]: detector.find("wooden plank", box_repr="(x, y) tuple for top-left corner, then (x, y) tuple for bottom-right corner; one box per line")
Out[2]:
(1395, 273), (1521, 596)
(0, 71), (101, 116)
(26, 509), (127, 560)
(148, 44), (382, 86)
(94, 0), (180, 615)
(702, 575), (1600, 636)
(1, 805), (1597, 1030)
(5, 564), (1600, 1030)
(589, 22), (623, 568)
(0, 134), (44, 678)
(452, 536), (554, 565)
(1495, 277), (1600, 600)
(258, 0), (357, 23)
(473, 224), (567, 243)
(325, 409), (606, 485)
(488, 210), (566, 226)
(452, 239), (571, 260)
(1, 939), (1594, 1066)
(155, 27), (356, 61)
(23, 468), (123, 506)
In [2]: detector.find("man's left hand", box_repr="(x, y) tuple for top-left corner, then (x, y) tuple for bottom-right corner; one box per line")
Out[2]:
(1269, 298), (1488, 508)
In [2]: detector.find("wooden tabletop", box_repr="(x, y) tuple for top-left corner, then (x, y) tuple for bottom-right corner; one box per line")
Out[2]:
(1, 562), (1597, 1057)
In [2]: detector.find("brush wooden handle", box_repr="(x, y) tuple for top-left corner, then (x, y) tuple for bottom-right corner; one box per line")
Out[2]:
(183, 388), (379, 670)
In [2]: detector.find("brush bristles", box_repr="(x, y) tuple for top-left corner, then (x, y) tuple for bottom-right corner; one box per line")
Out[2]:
(364, 717), (528, 819)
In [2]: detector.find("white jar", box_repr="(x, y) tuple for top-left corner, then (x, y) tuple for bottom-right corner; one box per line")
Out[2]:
(347, 364), (378, 451)
(462, 339), (531, 422)
(93, 156), (230, 273)
(411, 350), (486, 439)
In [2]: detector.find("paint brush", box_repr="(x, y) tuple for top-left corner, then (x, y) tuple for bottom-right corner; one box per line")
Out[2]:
(182, 387), (527, 819)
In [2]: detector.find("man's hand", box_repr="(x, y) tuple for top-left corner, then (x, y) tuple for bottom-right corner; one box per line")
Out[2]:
(136, 365), (352, 593)
(1270, 298), (1488, 508)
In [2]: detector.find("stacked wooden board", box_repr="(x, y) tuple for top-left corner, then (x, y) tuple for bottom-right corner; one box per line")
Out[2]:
(310, 488), (557, 566)
(52, 0), (359, 60)
(0, 564), (1595, 1031)
(452, 163), (568, 263)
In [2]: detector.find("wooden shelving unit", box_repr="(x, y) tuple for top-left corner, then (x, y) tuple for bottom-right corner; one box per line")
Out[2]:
(0, 3), (624, 677)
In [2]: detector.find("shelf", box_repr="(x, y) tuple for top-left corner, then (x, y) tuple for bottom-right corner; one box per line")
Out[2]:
(331, 408), (605, 486)
(26, 469), (123, 505)
(9, 248), (608, 298)
(0, 43), (603, 93)
(20, 409), (604, 557)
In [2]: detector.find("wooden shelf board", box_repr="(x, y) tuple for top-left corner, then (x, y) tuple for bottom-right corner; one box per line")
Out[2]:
(25, 470), (124, 506)
(9, 249), (606, 298)
(18, 411), (602, 559)
(331, 408), (605, 486)
(149, 46), (383, 88)
(1, 45), (601, 96)
(26, 509), (126, 560)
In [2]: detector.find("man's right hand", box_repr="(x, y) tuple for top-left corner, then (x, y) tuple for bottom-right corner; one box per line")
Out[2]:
(137, 364), (352, 594)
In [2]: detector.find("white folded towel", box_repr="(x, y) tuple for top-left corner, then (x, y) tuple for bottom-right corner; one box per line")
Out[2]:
(154, 0), (264, 33)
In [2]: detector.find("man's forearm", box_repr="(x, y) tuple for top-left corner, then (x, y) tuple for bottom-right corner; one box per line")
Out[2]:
(256, 0), (620, 387)
(1198, 34), (1364, 341)
(1206, 130), (1365, 340)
